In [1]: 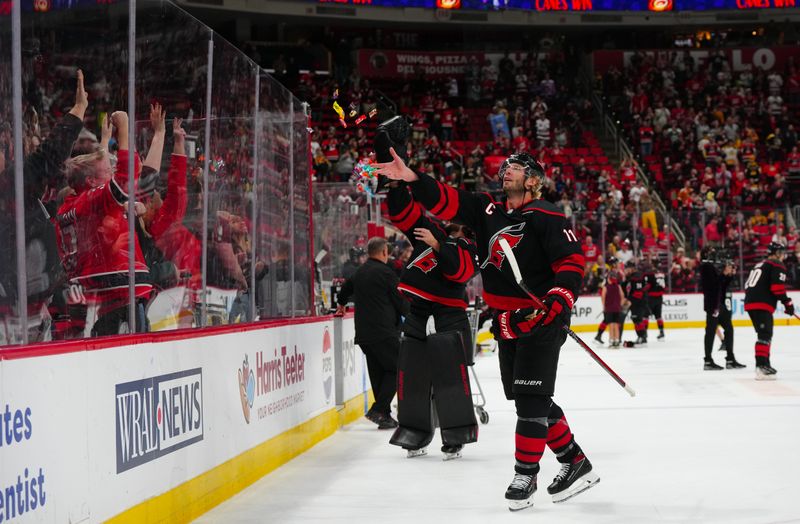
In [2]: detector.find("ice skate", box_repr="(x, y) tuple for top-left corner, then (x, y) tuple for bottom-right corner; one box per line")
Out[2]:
(547, 455), (600, 503)
(704, 359), (723, 370)
(755, 357), (777, 380)
(657, 331), (665, 340)
(505, 473), (536, 511)
(406, 448), (427, 458)
(725, 359), (746, 369)
(377, 414), (399, 430)
(441, 444), (463, 461)
(635, 336), (647, 346)
(593, 334), (603, 346)
(755, 365), (777, 380)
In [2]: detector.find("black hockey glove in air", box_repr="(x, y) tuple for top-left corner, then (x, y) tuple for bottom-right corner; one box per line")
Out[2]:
(784, 299), (795, 317)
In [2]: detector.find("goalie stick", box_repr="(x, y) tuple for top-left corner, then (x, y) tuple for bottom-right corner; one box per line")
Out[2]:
(498, 238), (636, 397)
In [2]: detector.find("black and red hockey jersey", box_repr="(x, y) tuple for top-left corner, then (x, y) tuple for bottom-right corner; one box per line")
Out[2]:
(625, 271), (649, 304)
(645, 271), (665, 298)
(385, 184), (478, 309)
(744, 259), (790, 314)
(408, 174), (584, 311)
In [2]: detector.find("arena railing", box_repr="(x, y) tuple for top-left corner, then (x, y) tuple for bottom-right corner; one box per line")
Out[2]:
(0, 0), (312, 346)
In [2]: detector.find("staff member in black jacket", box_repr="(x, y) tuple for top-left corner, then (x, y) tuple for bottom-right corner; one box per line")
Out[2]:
(700, 249), (745, 371)
(336, 236), (409, 429)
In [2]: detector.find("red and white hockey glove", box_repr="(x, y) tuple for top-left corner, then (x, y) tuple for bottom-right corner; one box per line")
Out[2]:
(535, 287), (575, 327)
(491, 288), (574, 340)
(784, 299), (795, 317)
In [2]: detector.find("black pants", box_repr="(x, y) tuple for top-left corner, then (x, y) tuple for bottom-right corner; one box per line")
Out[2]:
(747, 309), (774, 363)
(360, 337), (400, 416)
(497, 321), (567, 399)
(704, 309), (733, 360)
(91, 300), (148, 337)
(630, 303), (649, 339)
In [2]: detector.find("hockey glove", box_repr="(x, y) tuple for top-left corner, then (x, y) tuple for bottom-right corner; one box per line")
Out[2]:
(784, 299), (795, 317)
(490, 288), (575, 340)
(491, 307), (538, 340)
(536, 287), (575, 327)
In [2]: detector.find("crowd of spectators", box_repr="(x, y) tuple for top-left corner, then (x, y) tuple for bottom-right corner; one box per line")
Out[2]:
(0, 13), (314, 345)
(599, 48), (800, 289)
(307, 51), (682, 296)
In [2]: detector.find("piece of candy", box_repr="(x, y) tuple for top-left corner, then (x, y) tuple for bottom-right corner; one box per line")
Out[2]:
(369, 108), (378, 118)
(339, 118), (347, 128)
(355, 114), (367, 126)
(333, 101), (344, 119)
(333, 88), (339, 99)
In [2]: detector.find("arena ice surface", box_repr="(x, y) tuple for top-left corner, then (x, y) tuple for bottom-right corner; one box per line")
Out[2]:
(195, 326), (800, 524)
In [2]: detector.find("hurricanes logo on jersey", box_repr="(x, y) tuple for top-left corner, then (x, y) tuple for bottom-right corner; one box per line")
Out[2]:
(407, 247), (438, 273)
(481, 222), (525, 269)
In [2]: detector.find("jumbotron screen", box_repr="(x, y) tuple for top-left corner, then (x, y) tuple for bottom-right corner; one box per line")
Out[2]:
(317, 0), (797, 11)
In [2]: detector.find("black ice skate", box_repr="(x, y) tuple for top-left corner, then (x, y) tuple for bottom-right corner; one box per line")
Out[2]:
(593, 334), (603, 345)
(609, 341), (620, 349)
(406, 447), (427, 458)
(547, 455), (600, 503)
(704, 359), (723, 370)
(635, 336), (648, 346)
(725, 359), (746, 369)
(755, 357), (777, 380)
(505, 473), (536, 511)
(657, 331), (665, 340)
(377, 414), (399, 430)
(756, 365), (777, 380)
(441, 444), (463, 461)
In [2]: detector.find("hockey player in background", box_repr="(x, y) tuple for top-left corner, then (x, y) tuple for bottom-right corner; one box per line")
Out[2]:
(384, 179), (480, 461)
(624, 261), (650, 345)
(376, 148), (599, 511)
(744, 242), (795, 380)
(644, 261), (666, 340)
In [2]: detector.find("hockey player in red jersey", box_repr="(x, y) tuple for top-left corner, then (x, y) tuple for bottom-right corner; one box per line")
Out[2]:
(384, 179), (480, 460)
(744, 242), (795, 380)
(376, 148), (599, 511)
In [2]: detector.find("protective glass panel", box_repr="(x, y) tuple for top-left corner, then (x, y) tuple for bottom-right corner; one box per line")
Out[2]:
(136, 1), (211, 331)
(0, 3), (19, 345)
(291, 99), (312, 316)
(255, 71), (292, 318)
(19, 2), (134, 340)
(203, 35), (257, 326)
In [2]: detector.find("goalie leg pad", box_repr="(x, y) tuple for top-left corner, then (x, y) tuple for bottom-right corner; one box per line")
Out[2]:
(433, 305), (475, 366)
(390, 334), (434, 450)
(428, 331), (478, 445)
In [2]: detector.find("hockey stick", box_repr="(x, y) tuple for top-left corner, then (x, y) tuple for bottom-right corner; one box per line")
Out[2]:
(498, 238), (636, 397)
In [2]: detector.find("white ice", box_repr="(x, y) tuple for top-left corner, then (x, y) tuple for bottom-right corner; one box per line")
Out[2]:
(195, 326), (800, 523)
